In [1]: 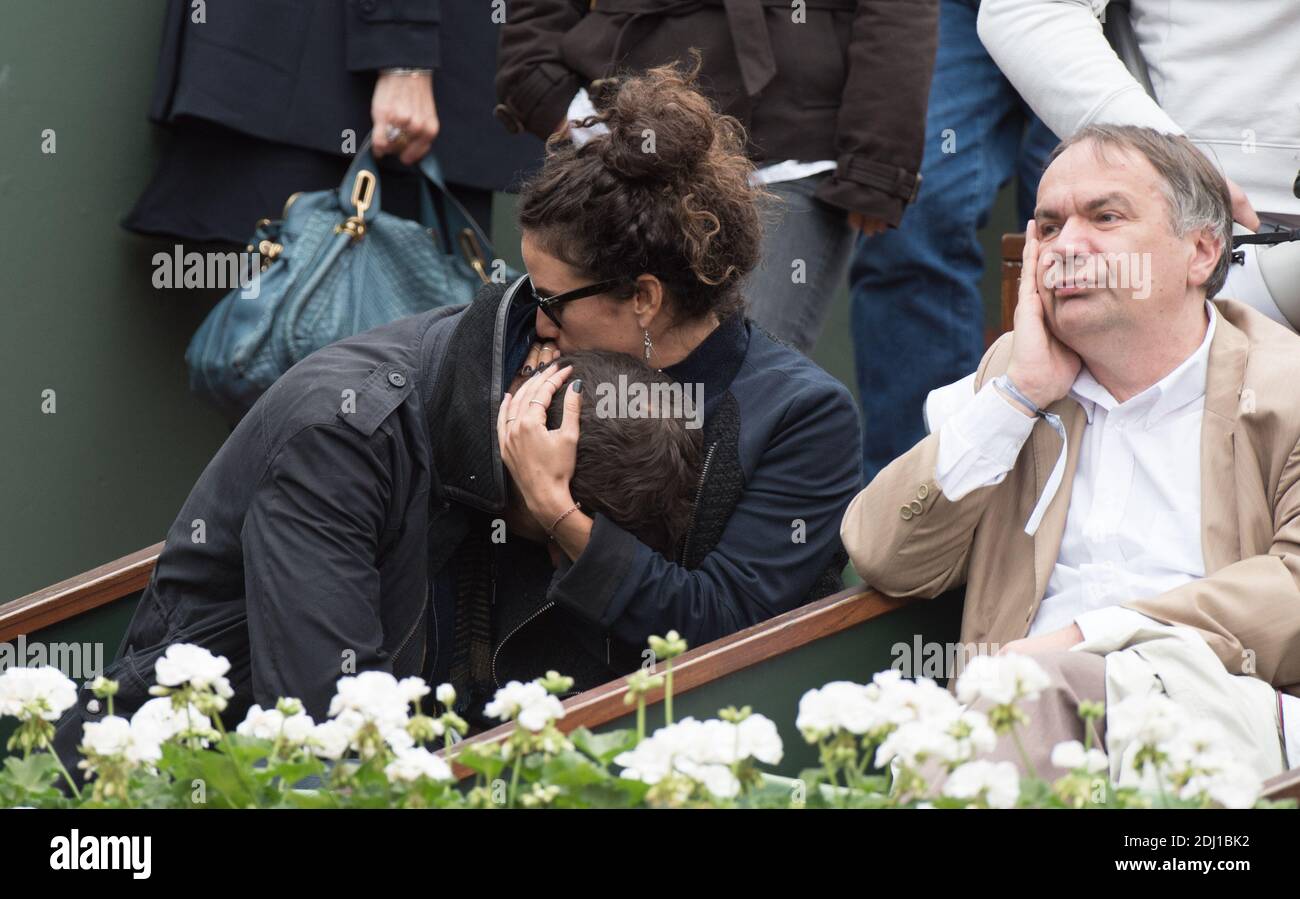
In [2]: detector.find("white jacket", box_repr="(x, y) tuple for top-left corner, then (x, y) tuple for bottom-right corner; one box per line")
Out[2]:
(977, 0), (1300, 221)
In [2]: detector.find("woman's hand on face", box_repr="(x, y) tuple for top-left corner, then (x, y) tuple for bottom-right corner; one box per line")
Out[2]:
(508, 341), (561, 394)
(497, 364), (582, 524)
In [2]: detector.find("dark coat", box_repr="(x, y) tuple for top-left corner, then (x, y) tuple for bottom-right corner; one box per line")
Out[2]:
(51, 278), (860, 770)
(494, 0), (938, 224)
(144, 0), (543, 192)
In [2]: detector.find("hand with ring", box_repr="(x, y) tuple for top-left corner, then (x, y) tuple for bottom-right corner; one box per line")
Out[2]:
(509, 340), (562, 393)
(496, 364), (582, 525)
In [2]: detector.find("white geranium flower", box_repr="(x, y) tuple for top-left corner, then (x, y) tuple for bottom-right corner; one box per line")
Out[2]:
(483, 680), (549, 723)
(1181, 762), (1261, 809)
(0, 666), (79, 721)
(308, 717), (358, 760)
(943, 759), (1021, 809)
(1051, 740), (1108, 774)
(956, 655), (1051, 707)
(236, 704), (315, 745)
(80, 715), (162, 766)
(435, 683), (456, 706)
(1108, 693), (1188, 749)
(131, 696), (217, 746)
(614, 735), (675, 784)
(735, 714), (783, 765)
(797, 681), (877, 739)
(328, 671), (410, 730)
(516, 693), (565, 733)
(677, 759), (740, 799)
(397, 677), (431, 705)
(153, 643), (233, 697)
(385, 746), (454, 784)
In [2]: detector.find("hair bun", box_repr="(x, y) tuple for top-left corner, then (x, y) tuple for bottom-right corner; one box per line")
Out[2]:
(588, 66), (718, 184)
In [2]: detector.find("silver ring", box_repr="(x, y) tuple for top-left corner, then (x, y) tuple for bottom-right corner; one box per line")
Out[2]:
(385, 124), (404, 141)
(506, 416), (518, 423)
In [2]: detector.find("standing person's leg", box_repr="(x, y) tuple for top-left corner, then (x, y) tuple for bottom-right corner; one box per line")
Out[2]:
(1015, 111), (1060, 226)
(848, 0), (1023, 484)
(743, 173), (855, 354)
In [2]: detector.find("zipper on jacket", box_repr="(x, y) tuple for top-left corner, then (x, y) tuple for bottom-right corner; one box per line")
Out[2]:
(679, 441), (718, 562)
(491, 601), (555, 688)
(393, 603), (425, 675)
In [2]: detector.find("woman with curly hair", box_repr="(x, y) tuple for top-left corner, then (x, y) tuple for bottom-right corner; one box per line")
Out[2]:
(495, 62), (862, 681)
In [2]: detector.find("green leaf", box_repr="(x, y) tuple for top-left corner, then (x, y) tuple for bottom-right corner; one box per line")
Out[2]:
(569, 727), (637, 766)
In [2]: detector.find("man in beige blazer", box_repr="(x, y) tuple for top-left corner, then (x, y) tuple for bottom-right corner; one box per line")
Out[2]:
(842, 124), (1300, 786)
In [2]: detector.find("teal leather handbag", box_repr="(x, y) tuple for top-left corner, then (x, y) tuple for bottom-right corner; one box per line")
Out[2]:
(185, 134), (507, 420)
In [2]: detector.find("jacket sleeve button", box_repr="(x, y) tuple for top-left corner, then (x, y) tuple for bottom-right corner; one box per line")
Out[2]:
(900, 505), (914, 521)
(909, 499), (924, 515)
(388, 370), (407, 388)
(917, 483), (929, 500)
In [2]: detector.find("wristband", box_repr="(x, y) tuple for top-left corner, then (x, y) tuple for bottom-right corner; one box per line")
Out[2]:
(991, 374), (1042, 416)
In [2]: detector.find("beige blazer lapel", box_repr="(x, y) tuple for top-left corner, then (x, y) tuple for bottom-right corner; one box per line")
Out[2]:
(1200, 304), (1251, 573)
(1029, 398), (1089, 605)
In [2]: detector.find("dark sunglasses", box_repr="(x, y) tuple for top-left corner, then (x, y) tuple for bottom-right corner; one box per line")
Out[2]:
(528, 275), (627, 329)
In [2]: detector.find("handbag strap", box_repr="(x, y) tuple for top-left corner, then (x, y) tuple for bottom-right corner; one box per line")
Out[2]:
(336, 131), (496, 262)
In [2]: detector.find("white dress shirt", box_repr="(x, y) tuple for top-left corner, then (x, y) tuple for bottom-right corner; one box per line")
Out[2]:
(930, 302), (1298, 766)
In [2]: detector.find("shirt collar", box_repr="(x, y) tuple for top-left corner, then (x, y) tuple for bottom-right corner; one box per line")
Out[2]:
(1069, 301), (1217, 428)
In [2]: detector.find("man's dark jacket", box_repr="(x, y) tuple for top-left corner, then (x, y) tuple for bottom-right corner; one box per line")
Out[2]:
(51, 278), (860, 764)
(145, 0), (541, 192)
(494, 0), (938, 224)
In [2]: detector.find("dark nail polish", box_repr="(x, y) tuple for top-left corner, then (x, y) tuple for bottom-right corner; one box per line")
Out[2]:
(521, 365), (534, 376)
(572, 379), (583, 394)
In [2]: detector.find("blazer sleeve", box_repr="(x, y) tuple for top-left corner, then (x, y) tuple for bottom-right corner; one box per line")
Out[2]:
(1126, 436), (1300, 691)
(840, 333), (1015, 596)
(344, 0), (442, 72)
(241, 424), (394, 719)
(813, 0), (939, 225)
(545, 382), (862, 651)
(494, 0), (587, 138)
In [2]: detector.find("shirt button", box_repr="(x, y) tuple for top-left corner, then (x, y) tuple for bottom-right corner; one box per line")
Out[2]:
(900, 505), (914, 521)
(388, 370), (407, 388)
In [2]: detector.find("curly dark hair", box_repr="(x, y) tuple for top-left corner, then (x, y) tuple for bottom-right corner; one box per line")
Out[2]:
(544, 351), (703, 556)
(518, 57), (767, 323)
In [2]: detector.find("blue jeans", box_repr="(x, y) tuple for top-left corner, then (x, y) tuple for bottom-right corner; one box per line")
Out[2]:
(849, 0), (1058, 484)
(744, 173), (856, 353)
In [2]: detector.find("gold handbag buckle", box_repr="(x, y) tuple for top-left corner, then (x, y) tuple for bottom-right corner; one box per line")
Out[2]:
(335, 170), (377, 242)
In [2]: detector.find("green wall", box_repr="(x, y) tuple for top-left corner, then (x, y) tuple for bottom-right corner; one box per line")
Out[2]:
(1, 1), (1015, 603)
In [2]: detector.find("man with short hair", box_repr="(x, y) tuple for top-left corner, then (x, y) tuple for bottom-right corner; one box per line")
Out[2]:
(841, 125), (1300, 784)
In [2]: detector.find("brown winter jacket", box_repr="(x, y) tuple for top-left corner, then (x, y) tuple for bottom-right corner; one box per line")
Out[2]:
(494, 0), (938, 225)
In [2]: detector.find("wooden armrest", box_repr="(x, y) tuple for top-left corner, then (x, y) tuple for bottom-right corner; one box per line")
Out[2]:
(0, 542), (164, 642)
